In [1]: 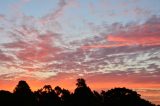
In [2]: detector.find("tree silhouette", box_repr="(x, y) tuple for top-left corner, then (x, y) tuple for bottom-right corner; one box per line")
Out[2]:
(0, 90), (14, 105)
(54, 86), (62, 96)
(93, 90), (103, 106)
(13, 80), (36, 106)
(102, 87), (156, 106)
(76, 78), (87, 88)
(0, 79), (158, 106)
(61, 88), (72, 106)
(54, 86), (72, 106)
(13, 80), (32, 94)
(42, 85), (52, 93)
(73, 78), (99, 106)
(34, 85), (61, 106)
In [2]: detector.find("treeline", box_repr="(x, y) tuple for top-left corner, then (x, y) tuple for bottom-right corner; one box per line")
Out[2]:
(0, 78), (158, 106)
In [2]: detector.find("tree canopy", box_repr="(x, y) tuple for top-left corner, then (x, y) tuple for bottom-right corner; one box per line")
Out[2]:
(0, 78), (158, 106)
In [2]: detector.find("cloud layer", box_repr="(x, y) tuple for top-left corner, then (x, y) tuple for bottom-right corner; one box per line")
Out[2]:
(0, 0), (160, 104)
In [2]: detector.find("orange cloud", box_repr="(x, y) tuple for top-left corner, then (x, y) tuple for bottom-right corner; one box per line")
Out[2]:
(81, 43), (128, 49)
(107, 35), (160, 46)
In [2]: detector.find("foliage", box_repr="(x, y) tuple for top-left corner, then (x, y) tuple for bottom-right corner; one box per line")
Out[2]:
(0, 79), (158, 106)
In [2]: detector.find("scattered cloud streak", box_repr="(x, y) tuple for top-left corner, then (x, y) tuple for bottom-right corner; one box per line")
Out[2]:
(83, 15), (160, 49)
(0, 13), (160, 82)
(0, 0), (160, 104)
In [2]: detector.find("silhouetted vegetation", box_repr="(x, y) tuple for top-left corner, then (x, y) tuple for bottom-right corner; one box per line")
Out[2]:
(0, 78), (158, 106)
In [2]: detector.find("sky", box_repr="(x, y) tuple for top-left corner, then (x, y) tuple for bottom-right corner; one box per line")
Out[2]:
(0, 0), (160, 104)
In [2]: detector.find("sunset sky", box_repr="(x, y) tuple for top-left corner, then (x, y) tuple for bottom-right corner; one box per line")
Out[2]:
(0, 0), (160, 104)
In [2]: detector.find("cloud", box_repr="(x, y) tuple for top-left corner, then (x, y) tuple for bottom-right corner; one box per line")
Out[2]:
(1, 14), (160, 82)
(0, 2), (160, 98)
(0, 14), (5, 20)
(0, 1), (159, 104)
(1, 29), (62, 74)
(133, 7), (151, 16)
(15, 32), (61, 62)
(9, 0), (31, 17)
(75, 15), (160, 77)
(0, 50), (14, 62)
(82, 15), (160, 49)
(0, 0), (71, 80)
(107, 34), (160, 46)
(0, 12), (64, 75)
(41, 0), (71, 24)
(40, 0), (78, 27)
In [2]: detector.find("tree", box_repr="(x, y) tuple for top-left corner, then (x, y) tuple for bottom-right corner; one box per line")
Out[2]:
(73, 78), (98, 106)
(13, 80), (32, 94)
(0, 90), (15, 105)
(76, 78), (87, 88)
(54, 86), (62, 96)
(35, 85), (61, 106)
(55, 86), (72, 106)
(102, 87), (156, 106)
(13, 80), (36, 106)
(61, 88), (72, 106)
(42, 85), (52, 93)
(0, 79), (157, 106)
(93, 90), (103, 106)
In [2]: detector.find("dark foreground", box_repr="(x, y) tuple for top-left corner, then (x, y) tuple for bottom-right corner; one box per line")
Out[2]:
(0, 78), (159, 106)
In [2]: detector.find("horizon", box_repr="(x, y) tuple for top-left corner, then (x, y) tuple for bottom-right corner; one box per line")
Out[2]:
(1, 78), (160, 105)
(1, 76), (160, 105)
(0, 0), (160, 105)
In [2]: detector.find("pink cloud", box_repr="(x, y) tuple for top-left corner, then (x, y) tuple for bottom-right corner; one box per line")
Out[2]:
(81, 43), (128, 49)
(0, 14), (5, 20)
(85, 71), (160, 89)
(2, 24), (62, 72)
(10, 33), (61, 63)
(4, 41), (29, 49)
(107, 35), (160, 46)
(0, 51), (14, 62)
(82, 16), (160, 49)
